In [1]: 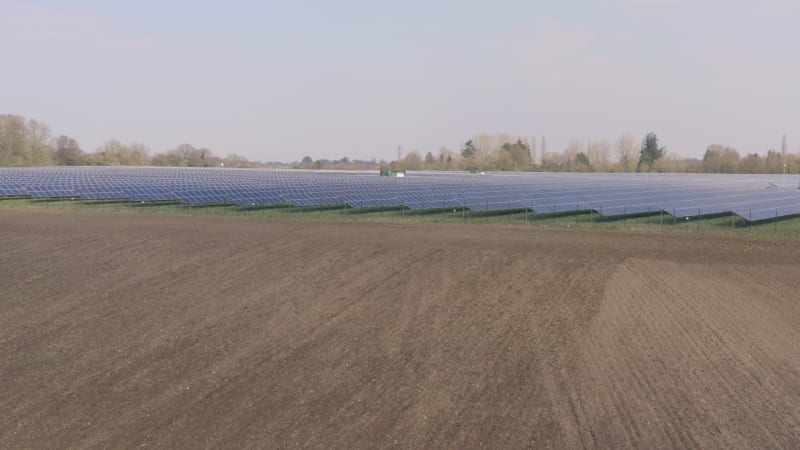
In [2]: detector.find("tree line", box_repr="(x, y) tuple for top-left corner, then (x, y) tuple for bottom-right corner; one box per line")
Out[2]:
(0, 114), (269, 168)
(381, 132), (798, 174)
(3, 113), (796, 174)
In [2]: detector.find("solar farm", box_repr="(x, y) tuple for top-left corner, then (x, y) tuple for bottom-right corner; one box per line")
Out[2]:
(2, 166), (800, 223)
(5, 166), (800, 448)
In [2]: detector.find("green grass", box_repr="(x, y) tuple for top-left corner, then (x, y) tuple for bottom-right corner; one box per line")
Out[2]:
(3, 197), (800, 240)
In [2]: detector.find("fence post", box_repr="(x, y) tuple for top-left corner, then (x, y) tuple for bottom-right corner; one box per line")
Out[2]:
(623, 206), (626, 228)
(774, 209), (778, 234)
(697, 208), (701, 231)
(731, 211), (735, 229)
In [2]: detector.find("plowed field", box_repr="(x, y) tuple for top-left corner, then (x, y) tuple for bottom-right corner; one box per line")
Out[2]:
(2, 209), (800, 448)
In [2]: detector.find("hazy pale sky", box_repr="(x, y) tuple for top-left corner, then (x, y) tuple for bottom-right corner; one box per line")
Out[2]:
(1, 0), (798, 162)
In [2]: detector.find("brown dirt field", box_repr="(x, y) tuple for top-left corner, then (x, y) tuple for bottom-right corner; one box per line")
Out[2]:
(2, 209), (800, 449)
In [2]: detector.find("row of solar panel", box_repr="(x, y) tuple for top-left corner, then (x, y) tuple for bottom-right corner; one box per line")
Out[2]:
(2, 167), (800, 221)
(3, 185), (799, 220)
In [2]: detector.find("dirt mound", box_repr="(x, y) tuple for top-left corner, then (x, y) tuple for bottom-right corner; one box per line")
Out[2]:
(2, 209), (799, 448)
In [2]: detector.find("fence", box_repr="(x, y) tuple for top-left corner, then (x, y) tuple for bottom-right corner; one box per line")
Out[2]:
(2, 195), (799, 240)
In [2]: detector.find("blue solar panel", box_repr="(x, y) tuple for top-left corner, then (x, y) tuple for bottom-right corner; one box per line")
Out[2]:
(1, 167), (799, 222)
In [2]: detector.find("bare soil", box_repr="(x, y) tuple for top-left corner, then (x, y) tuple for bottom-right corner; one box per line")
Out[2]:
(2, 208), (800, 449)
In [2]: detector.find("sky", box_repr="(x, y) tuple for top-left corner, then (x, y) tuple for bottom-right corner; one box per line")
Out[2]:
(1, 0), (798, 162)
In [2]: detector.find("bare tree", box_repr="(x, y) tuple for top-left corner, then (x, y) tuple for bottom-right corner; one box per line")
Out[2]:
(765, 149), (784, 173)
(739, 153), (764, 173)
(615, 133), (638, 172)
(25, 119), (54, 165)
(399, 150), (422, 170)
(564, 139), (584, 171)
(588, 140), (612, 171)
(55, 136), (83, 165)
(702, 145), (741, 173)
(0, 114), (28, 165)
(0, 115), (54, 166)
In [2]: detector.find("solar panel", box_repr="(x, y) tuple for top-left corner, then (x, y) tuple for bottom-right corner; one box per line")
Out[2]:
(1, 166), (799, 222)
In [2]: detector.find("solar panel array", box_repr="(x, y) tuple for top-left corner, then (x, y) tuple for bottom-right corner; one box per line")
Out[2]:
(1, 166), (800, 222)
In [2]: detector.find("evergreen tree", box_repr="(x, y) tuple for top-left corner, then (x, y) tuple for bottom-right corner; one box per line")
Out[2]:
(637, 132), (666, 172)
